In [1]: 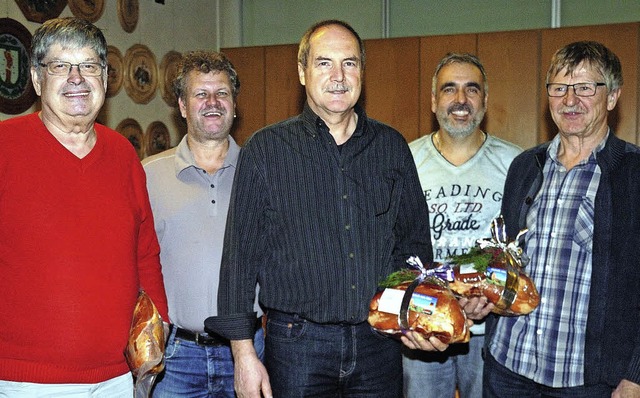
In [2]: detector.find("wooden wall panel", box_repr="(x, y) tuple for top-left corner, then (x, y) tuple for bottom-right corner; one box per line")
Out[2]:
(540, 23), (639, 144)
(223, 46), (266, 145)
(362, 37), (421, 142)
(264, 44), (306, 126)
(419, 34), (477, 138)
(224, 22), (639, 147)
(478, 30), (541, 150)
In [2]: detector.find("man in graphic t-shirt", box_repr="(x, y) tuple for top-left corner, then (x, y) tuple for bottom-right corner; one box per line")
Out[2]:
(403, 53), (521, 398)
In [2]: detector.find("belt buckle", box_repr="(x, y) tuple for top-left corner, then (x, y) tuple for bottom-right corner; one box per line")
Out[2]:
(194, 332), (212, 346)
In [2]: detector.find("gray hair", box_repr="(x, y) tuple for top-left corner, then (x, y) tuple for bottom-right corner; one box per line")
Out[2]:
(31, 17), (107, 76)
(546, 41), (622, 92)
(432, 53), (488, 95)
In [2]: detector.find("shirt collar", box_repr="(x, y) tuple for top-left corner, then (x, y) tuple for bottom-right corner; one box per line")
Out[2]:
(174, 134), (241, 176)
(301, 102), (367, 138)
(547, 128), (610, 166)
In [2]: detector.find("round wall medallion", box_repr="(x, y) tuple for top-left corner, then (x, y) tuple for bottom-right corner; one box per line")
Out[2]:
(106, 45), (124, 98)
(0, 18), (37, 114)
(145, 121), (171, 156)
(159, 50), (182, 107)
(123, 44), (158, 104)
(116, 118), (144, 159)
(68, 0), (105, 23)
(14, 0), (67, 23)
(117, 0), (139, 33)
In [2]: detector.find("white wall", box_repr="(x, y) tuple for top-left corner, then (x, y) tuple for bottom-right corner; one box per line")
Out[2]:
(0, 0), (224, 148)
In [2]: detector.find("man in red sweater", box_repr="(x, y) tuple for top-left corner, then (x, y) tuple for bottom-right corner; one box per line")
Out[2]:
(0, 18), (168, 397)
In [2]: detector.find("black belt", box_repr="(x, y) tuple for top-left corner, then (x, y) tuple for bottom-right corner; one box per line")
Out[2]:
(174, 327), (229, 346)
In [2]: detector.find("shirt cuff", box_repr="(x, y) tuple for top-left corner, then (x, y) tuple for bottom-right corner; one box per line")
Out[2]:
(204, 312), (258, 340)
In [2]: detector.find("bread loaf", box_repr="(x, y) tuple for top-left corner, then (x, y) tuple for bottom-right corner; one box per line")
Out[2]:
(368, 277), (470, 344)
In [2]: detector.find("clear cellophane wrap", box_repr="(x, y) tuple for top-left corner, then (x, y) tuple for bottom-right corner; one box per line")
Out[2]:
(124, 290), (165, 398)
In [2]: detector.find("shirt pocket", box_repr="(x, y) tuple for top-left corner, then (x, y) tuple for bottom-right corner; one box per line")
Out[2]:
(572, 197), (594, 251)
(369, 172), (404, 217)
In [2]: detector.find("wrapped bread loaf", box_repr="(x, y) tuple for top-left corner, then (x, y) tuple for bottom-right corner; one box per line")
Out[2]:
(368, 272), (470, 344)
(442, 217), (539, 316)
(125, 290), (165, 397)
(443, 246), (539, 315)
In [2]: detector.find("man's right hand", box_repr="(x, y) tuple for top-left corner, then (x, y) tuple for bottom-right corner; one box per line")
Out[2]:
(231, 339), (273, 398)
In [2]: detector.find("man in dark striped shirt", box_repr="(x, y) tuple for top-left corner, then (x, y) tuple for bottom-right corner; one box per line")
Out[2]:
(206, 19), (444, 397)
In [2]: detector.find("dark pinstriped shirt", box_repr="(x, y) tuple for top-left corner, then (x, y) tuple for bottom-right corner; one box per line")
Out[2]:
(207, 104), (433, 340)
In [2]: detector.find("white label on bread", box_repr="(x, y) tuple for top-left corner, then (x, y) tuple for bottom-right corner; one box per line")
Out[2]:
(377, 288), (405, 314)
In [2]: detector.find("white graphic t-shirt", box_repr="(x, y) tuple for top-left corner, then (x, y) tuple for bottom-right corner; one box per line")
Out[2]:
(410, 133), (521, 333)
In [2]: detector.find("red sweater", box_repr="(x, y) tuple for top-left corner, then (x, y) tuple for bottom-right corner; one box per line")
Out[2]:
(0, 113), (168, 383)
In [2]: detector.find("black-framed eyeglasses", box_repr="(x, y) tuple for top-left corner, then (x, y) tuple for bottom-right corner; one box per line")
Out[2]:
(546, 82), (606, 97)
(38, 61), (104, 77)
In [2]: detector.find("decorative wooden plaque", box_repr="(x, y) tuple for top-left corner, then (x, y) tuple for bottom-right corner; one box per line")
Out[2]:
(123, 44), (158, 104)
(145, 121), (171, 156)
(117, 0), (139, 33)
(116, 118), (144, 159)
(159, 50), (182, 107)
(14, 0), (67, 24)
(68, 0), (105, 23)
(0, 18), (37, 114)
(106, 45), (124, 98)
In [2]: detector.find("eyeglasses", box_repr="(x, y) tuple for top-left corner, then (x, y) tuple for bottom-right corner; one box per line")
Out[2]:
(39, 61), (104, 77)
(546, 82), (606, 97)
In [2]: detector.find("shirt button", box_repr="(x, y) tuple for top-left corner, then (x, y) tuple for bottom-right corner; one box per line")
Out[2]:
(351, 285), (356, 290)
(348, 253), (355, 259)
(211, 200), (216, 204)
(210, 184), (215, 188)
(342, 194), (348, 200)
(536, 329), (543, 335)
(345, 224), (351, 230)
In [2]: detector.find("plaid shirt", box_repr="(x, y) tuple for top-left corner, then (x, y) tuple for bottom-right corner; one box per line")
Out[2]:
(489, 133), (606, 387)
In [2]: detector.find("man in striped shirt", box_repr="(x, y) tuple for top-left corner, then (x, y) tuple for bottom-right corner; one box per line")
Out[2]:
(206, 19), (444, 398)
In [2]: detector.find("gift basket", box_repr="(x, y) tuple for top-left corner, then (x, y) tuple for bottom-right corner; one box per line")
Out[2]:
(368, 217), (539, 341)
(442, 217), (539, 316)
(368, 257), (471, 343)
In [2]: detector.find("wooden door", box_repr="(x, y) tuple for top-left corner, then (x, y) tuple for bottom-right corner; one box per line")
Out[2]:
(363, 37), (421, 142)
(478, 29), (540, 150)
(223, 46), (266, 145)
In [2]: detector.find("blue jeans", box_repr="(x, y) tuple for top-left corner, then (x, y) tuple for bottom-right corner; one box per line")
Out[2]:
(483, 353), (613, 398)
(152, 326), (264, 398)
(264, 310), (402, 397)
(402, 334), (484, 398)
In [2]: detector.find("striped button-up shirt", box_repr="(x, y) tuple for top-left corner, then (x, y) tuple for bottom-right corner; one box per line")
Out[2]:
(210, 104), (433, 340)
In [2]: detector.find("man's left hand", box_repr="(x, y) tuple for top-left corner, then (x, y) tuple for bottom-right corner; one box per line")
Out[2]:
(612, 379), (640, 398)
(400, 330), (449, 351)
(459, 296), (494, 320)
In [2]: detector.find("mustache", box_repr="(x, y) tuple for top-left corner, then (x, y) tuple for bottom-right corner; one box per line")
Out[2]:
(324, 84), (351, 93)
(447, 103), (473, 114)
